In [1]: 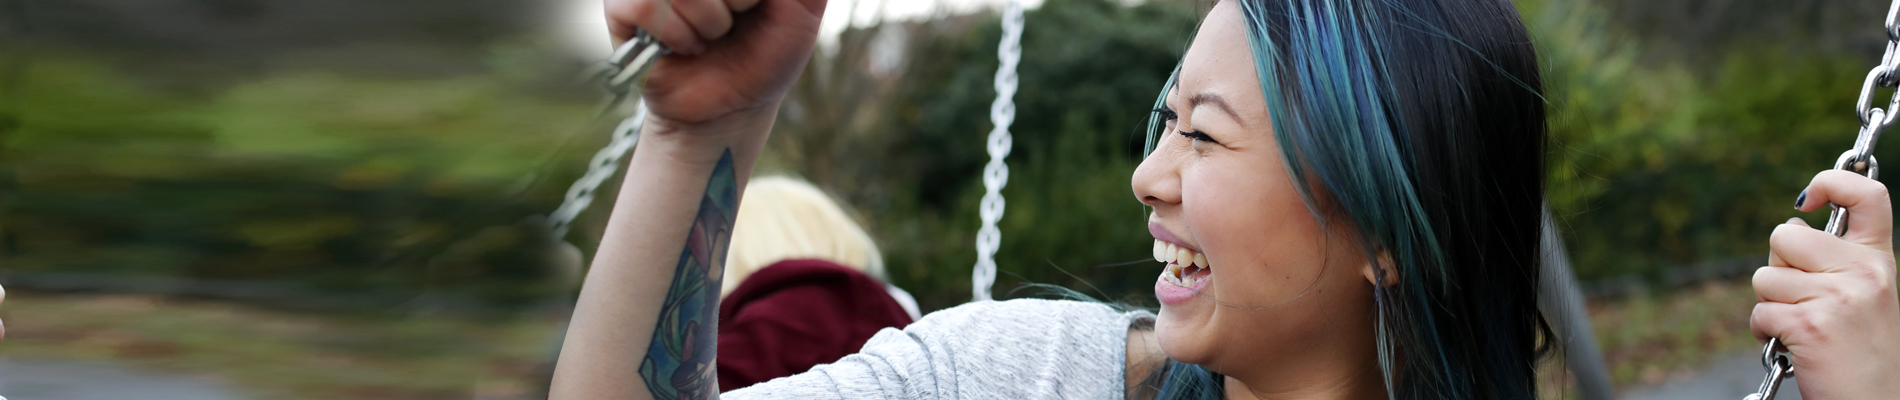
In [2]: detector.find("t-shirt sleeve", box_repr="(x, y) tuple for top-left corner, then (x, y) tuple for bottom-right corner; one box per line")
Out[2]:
(721, 299), (1139, 400)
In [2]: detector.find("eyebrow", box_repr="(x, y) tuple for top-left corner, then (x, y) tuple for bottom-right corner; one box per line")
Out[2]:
(1187, 92), (1241, 122)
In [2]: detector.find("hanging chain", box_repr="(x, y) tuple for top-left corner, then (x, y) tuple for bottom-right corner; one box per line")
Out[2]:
(972, 0), (1024, 302)
(555, 15), (1023, 302)
(1746, 2), (1900, 398)
(546, 30), (669, 238)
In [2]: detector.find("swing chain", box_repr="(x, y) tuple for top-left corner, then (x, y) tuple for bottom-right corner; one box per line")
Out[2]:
(972, 0), (1025, 302)
(588, 29), (671, 116)
(547, 30), (669, 238)
(1746, 2), (1900, 399)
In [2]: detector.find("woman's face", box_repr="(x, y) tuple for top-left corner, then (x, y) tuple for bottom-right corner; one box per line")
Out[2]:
(1131, 0), (1381, 381)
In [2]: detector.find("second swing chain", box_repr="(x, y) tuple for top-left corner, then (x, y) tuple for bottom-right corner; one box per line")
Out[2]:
(1746, 1), (1900, 399)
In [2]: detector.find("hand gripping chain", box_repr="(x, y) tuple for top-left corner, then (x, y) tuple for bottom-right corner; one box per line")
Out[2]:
(1745, 1), (1900, 398)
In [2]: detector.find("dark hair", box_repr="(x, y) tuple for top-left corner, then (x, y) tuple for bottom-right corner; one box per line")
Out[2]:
(1141, 0), (1552, 398)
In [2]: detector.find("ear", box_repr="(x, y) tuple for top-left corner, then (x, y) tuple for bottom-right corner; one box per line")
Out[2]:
(1359, 250), (1399, 287)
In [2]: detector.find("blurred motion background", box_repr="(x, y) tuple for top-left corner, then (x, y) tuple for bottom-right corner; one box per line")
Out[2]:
(0, 0), (1894, 398)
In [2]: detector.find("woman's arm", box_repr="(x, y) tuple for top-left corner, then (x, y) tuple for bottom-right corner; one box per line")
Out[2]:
(551, 116), (767, 400)
(1754, 169), (1900, 399)
(549, 0), (826, 399)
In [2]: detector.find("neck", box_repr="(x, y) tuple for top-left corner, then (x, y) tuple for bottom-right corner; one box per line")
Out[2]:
(1216, 311), (1390, 400)
(1220, 357), (1387, 400)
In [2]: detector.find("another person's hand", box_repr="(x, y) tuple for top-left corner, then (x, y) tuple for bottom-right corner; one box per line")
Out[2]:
(604, 0), (825, 138)
(1755, 169), (1900, 399)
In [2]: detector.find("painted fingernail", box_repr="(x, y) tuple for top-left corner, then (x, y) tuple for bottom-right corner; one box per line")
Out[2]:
(1794, 190), (1807, 209)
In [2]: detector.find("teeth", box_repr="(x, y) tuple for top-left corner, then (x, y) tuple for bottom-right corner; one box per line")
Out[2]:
(1155, 239), (1212, 287)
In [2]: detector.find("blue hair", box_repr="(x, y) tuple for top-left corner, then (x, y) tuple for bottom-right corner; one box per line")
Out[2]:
(1141, 0), (1551, 399)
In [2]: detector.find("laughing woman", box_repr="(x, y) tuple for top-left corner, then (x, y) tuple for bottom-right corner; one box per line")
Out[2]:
(547, 0), (1899, 399)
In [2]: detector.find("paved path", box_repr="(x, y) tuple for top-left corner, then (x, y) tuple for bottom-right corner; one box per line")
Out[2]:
(1622, 351), (1802, 400)
(0, 358), (250, 400)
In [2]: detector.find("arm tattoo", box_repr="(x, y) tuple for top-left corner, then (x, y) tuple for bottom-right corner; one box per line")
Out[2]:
(639, 150), (737, 400)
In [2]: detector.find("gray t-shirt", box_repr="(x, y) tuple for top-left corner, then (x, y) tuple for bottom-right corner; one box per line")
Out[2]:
(724, 298), (1151, 400)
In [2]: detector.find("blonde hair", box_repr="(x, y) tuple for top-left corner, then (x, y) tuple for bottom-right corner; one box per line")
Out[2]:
(724, 176), (887, 298)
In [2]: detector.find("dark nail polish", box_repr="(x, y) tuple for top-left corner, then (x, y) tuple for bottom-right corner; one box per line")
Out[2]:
(1794, 191), (1807, 209)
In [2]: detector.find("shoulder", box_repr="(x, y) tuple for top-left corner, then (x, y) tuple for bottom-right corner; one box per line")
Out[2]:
(910, 298), (1137, 330)
(886, 299), (1153, 397)
(897, 298), (1156, 350)
(725, 299), (1152, 399)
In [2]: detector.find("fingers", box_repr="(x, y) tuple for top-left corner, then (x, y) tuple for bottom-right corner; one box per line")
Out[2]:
(1751, 301), (1815, 345)
(606, 0), (707, 54)
(673, 0), (735, 44)
(1795, 169), (1894, 248)
(1754, 266), (1828, 304)
(726, 0), (763, 12)
(1767, 217), (1809, 268)
(1769, 220), (1865, 273)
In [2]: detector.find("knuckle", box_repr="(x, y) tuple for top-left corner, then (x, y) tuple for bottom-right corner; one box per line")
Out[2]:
(1797, 312), (1828, 341)
(1801, 314), (1831, 343)
(1851, 270), (1895, 299)
(1852, 262), (1884, 283)
(1830, 284), (1859, 306)
(1770, 224), (1797, 245)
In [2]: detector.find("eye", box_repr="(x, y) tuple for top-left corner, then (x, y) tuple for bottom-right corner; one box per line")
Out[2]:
(1153, 106), (1179, 121)
(1177, 129), (1218, 144)
(1154, 106), (1220, 145)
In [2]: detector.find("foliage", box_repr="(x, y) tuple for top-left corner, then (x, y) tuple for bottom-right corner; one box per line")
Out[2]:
(1524, 0), (1891, 279)
(763, 0), (1201, 311)
(9, 0), (1900, 315)
(3, 41), (607, 308)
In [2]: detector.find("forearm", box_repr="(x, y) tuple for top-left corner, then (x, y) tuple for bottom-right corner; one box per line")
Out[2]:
(550, 107), (776, 400)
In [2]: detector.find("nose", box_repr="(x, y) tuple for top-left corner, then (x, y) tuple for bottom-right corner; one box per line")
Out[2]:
(1132, 138), (1183, 208)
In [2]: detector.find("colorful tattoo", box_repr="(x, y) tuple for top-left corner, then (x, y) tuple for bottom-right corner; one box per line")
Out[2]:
(638, 150), (736, 400)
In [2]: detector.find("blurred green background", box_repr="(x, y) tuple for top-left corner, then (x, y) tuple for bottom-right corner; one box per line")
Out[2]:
(2, 0), (1896, 398)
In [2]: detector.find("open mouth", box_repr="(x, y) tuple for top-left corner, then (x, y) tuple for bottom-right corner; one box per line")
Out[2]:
(1154, 239), (1211, 288)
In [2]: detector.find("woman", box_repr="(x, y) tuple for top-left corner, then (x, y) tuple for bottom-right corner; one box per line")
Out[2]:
(548, 0), (1900, 399)
(718, 176), (919, 391)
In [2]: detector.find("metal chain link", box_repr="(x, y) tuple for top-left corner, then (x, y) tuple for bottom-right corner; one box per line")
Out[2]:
(551, 17), (1024, 303)
(972, 0), (1024, 302)
(546, 30), (668, 238)
(1745, 2), (1900, 398)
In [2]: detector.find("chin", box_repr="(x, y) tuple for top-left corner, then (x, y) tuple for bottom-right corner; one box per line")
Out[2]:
(1153, 306), (1219, 365)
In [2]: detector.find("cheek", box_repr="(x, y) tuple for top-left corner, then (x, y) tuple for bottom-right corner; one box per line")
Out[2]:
(1181, 159), (1329, 306)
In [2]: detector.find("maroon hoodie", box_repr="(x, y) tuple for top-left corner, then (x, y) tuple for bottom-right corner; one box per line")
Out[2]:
(716, 259), (916, 392)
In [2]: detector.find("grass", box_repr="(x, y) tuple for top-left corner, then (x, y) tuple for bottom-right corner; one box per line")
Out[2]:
(0, 291), (565, 400)
(2, 277), (1768, 399)
(1590, 278), (1763, 387)
(1538, 276), (1764, 398)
